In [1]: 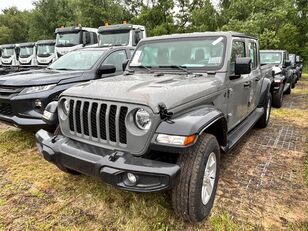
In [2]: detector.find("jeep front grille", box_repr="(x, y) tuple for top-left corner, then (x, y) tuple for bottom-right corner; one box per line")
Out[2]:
(68, 99), (128, 145)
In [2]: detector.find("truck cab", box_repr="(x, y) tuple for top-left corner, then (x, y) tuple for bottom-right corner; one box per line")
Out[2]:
(36, 40), (56, 66)
(18, 42), (37, 66)
(55, 26), (98, 59)
(98, 24), (146, 47)
(0, 44), (19, 67)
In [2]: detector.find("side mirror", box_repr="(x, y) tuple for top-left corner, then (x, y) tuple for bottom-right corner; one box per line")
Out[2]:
(122, 59), (129, 71)
(83, 32), (91, 46)
(235, 57), (251, 75)
(284, 60), (291, 68)
(97, 64), (116, 76)
(133, 30), (141, 46)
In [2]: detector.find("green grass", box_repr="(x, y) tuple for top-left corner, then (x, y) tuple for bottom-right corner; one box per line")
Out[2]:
(0, 128), (244, 230)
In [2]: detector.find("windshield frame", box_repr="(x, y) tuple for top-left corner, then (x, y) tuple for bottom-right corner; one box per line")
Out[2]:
(99, 30), (130, 46)
(55, 31), (82, 47)
(260, 52), (283, 65)
(128, 36), (227, 73)
(48, 49), (104, 71)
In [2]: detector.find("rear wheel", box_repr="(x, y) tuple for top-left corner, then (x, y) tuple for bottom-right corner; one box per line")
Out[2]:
(256, 93), (271, 128)
(272, 86), (283, 108)
(172, 133), (220, 222)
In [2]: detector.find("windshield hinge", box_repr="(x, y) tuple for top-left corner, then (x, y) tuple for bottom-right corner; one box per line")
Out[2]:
(158, 103), (174, 123)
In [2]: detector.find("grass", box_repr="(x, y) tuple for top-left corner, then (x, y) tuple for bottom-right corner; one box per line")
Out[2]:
(0, 128), (244, 230)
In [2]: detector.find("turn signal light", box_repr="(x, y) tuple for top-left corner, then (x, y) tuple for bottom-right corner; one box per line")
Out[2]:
(156, 134), (196, 146)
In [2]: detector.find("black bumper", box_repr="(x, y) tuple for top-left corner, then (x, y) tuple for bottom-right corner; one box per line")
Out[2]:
(0, 113), (47, 130)
(35, 130), (180, 192)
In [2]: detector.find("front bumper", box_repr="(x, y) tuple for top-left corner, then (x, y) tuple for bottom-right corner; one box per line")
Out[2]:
(0, 113), (47, 129)
(35, 129), (180, 192)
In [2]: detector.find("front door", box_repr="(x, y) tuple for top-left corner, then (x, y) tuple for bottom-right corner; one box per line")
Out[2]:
(227, 40), (251, 130)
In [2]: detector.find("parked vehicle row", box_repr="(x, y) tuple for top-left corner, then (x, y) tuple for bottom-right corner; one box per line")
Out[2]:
(0, 29), (305, 223)
(0, 23), (146, 74)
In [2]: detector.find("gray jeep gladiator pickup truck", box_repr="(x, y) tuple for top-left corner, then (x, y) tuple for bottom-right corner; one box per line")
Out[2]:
(36, 32), (272, 221)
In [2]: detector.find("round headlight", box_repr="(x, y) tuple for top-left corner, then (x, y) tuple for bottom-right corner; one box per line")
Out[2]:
(135, 108), (151, 130)
(63, 100), (70, 115)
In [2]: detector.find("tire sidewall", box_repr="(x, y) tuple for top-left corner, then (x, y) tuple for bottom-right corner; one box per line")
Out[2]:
(190, 135), (220, 221)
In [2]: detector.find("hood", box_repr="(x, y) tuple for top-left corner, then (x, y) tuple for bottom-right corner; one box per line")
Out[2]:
(0, 69), (85, 87)
(62, 74), (223, 113)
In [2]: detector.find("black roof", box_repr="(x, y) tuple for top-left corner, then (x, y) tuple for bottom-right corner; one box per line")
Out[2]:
(19, 42), (36, 47)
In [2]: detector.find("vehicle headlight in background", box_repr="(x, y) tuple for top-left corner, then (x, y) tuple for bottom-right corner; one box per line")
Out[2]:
(135, 108), (151, 130)
(21, 84), (56, 94)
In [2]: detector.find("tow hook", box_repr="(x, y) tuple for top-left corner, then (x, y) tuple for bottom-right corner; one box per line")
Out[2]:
(108, 151), (125, 162)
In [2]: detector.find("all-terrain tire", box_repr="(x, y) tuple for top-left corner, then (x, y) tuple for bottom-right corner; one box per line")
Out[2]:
(272, 86), (283, 108)
(172, 133), (220, 222)
(54, 126), (81, 175)
(256, 93), (272, 128)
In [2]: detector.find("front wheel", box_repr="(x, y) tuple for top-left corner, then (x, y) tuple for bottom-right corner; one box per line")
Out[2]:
(172, 133), (220, 222)
(256, 93), (272, 128)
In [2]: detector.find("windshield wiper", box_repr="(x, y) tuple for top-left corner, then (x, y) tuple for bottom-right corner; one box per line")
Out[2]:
(56, 68), (73, 71)
(159, 65), (192, 75)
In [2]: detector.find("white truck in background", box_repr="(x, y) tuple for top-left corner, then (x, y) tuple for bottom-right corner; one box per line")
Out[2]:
(1, 44), (19, 67)
(36, 39), (56, 66)
(18, 42), (37, 66)
(55, 26), (98, 59)
(98, 24), (146, 47)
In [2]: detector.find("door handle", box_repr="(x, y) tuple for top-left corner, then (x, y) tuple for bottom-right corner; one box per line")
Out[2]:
(243, 81), (251, 88)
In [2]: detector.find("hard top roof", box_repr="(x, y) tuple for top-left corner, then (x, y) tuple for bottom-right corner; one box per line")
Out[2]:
(140, 31), (257, 42)
(98, 24), (145, 32)
(260, 49), (287, 53)
(19, 42), (36, 47)
(1, 44), (16, 48)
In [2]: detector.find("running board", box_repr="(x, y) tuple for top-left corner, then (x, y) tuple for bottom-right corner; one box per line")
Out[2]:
(221, 108), (264, 153)
(283, 83), (290, 92)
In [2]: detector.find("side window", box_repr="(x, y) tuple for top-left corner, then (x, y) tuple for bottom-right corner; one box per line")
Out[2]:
(103, 50), (127, 72)
(248, 42), (258, 69)
(230, 41), (245, 74)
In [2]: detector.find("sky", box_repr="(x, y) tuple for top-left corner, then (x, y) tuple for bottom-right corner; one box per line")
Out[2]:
(0, 0), (34, 12)
(0, 0), (220, 12)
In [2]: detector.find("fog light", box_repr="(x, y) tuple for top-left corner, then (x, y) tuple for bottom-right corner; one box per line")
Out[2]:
(34, 99), (43, 109)
(127, 173), (137, 184)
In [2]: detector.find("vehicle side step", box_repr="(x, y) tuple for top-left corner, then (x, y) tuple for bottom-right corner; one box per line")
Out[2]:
(223, 108), (264, 152)
(283, 83), (290, 92)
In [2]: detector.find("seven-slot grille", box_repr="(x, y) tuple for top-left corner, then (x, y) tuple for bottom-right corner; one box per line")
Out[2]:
(67, 99), (129, 145)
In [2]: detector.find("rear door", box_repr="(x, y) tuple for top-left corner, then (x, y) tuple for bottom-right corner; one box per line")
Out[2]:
(227, 39), (251, 130)
(247, 40), (262, 111)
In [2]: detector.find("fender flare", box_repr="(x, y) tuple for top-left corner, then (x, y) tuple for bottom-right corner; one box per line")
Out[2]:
(155, 105), (228, 146)
(42, 101), (58, 125)
(258, 78), (271, 107)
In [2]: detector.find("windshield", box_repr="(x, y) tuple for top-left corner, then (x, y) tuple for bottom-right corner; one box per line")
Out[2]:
(99, 31), (130, 46)
(2, 48), (14, 58)
(19, 46), (34, 58)
(37, 44), (55, 57)
(48, 50), (104, 70)
(130, 36), (226, 71)
(260, 52), (282, 65)
(56, 32), (81, 47)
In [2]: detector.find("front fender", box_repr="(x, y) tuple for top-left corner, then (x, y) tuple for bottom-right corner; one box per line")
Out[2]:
(258, 78), (271, 107)
(155, 105), (227, 137)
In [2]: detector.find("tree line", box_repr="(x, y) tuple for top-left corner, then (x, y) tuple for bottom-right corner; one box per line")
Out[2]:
(0, 0), (307, 60)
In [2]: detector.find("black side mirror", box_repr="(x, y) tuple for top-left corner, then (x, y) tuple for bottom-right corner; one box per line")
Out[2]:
(97, 64), (116, 76)
(284, 60), (291, 68)
(122, 59), (129, 71)
(235, 57), (251, 75)
(83, 32), (91, 46)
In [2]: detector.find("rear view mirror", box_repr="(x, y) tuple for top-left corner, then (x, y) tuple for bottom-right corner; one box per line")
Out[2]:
(122, 59), (129, 71)
(235, 57), (251, 75)
(97, 64), (116, 76)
